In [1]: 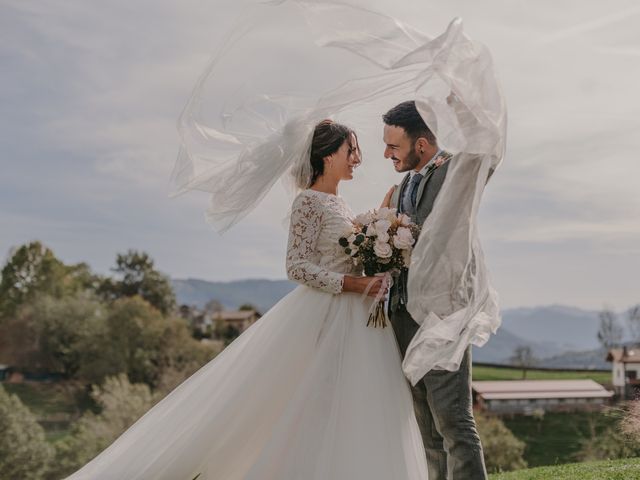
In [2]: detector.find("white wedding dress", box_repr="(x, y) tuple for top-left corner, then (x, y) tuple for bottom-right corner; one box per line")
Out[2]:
(66, 189), (428, 480)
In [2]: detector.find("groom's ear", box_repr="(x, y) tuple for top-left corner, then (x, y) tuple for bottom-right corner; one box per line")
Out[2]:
(415, 137), (430, 153)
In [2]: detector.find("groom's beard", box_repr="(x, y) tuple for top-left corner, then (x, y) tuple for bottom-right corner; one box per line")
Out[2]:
(395, 148), (421, 172)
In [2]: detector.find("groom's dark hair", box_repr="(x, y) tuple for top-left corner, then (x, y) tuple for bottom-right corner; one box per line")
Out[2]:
(383, 101), (437, 146)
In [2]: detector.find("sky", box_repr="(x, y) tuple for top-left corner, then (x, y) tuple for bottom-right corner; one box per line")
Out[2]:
(1, 0), (639, 310)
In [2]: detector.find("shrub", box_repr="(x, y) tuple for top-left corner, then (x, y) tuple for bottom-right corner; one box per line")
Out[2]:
(0, 385), (53, 479)
(50, 374), (156, 478)
(477, 412), (527, 473)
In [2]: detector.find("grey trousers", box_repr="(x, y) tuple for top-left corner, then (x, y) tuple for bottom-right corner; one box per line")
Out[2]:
(390, 305), (488, 480)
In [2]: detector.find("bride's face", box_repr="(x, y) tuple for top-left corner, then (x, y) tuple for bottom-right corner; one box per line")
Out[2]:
(327, 133), (361, 181)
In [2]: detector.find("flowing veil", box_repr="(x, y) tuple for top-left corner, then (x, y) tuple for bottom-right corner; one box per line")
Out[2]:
(172, 0), (506, 381)
(64, 2), (506, 479)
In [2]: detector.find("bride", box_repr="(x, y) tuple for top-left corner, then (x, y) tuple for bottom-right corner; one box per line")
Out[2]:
(66, 1), (507, 475)
(65, 119), (430, 479)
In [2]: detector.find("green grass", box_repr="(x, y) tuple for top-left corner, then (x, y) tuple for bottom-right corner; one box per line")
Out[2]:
(2, 382), (89, 443)
(472, 365), (611, 384)
(502, 411), (617, 467)
(489, 458), (640, 479)
(2, 382), (80, 417)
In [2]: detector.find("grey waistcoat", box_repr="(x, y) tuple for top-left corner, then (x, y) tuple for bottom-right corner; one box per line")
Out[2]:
(389, 159), (450, 313)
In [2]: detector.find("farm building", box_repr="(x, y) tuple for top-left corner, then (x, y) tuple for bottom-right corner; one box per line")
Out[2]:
(472, 379), (613, 414)
(212, 310), (261, 333)
(607, 346), (640, 399)
(180, 306), (261, 336)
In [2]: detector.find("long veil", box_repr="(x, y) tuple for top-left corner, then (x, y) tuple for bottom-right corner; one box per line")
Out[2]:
(173, 0), (506, 381)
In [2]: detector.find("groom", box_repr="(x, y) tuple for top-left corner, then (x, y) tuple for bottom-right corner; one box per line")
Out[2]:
(383, 101), (487, 480)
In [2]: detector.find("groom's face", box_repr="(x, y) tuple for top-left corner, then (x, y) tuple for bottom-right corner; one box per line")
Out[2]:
(383, 125), (420, 173)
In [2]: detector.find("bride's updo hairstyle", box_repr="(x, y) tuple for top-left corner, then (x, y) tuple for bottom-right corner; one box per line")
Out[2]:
(309, 119), (355, 186)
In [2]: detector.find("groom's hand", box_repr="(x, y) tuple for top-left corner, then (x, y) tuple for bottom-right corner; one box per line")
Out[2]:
(343, 276), (388, 298)
(380, 186), (396, 208)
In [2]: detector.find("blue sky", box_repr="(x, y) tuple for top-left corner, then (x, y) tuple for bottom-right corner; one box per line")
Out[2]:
(2, 0), (639, 310)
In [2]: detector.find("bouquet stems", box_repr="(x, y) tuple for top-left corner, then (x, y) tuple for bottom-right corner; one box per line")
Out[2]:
(367, 299), (387, 328)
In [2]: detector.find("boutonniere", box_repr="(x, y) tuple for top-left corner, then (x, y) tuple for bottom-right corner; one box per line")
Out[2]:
(424, 151), (452, 176)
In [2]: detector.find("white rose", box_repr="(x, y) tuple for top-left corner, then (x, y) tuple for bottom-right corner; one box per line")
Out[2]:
(377, 231), (390, 243)
(374, 219), (391, 235)
(355, 211), (374, 225)
(377, 207), (397, 223)
(393, 227), (415, 250)
(372, 220), (391, 243)
(374, 240), (393, 259)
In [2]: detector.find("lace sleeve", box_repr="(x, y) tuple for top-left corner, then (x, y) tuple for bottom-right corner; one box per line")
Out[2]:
(286, 193), (344, 294)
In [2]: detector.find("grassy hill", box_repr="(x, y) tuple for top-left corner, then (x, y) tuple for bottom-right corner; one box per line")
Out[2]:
(490, 458), (640, 479)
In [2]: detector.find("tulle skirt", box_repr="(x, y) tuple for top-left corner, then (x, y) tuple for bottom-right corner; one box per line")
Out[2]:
(66, 286), (428, 479)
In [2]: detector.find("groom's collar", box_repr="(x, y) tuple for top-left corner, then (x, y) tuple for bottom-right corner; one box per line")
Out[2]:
(410, 149), (444, 177)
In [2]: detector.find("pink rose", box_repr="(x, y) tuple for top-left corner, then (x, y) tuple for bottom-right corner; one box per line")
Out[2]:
(393, 227), (415, 250)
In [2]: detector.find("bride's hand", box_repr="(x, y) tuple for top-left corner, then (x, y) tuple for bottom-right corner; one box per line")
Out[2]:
(342, 276), (389, 298)
(380, 186), (395, 208)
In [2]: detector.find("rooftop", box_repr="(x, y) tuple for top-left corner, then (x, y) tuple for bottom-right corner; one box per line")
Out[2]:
(607, 347), (640, 364)
(212, 310), (259, 321)
(472, 380), (613, 400)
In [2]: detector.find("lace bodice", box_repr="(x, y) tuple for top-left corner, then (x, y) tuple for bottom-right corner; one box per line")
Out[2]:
(286, 190), (360, 294)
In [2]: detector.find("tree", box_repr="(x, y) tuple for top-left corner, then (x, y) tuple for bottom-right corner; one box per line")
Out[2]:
(104, 297), (215, 388)
(2, 291), (114, 383)
(0, 385), (53, 480)
(627, 305), (640, 344)
(621, 399), (640, 441)
(204, 299), (224, 313)
(577, 406), (640, 461)
(597, 308), (624, 350)
(476, 412), (527, 473)
(51, 374), (156, 479)
(0, 303), (47, 370)
(238, 303), (259, 313)
(221, 324), (241, 346)
(50, 369), (218, 479)
(98, 250), (176, 315)
(32, 293), (107, 380)
(0, 241), (68, 318)
(3, 292), (214, 387)
(509, 345), (537, 379)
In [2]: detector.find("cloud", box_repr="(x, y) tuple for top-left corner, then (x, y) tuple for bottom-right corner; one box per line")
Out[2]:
(2, 0), (639, 310)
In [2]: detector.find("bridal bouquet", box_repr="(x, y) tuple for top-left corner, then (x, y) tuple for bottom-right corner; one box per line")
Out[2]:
(339, 207), (420, 327)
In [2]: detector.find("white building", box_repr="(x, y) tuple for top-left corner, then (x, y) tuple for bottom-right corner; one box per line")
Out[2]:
(606, 347), (640, 398)
(472, 380), (613, 414)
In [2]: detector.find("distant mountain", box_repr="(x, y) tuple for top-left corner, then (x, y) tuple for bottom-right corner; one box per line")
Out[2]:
(474, 306), (606, 366)
(172, 278), (614, 368)
(473, 326), (567, 364)
(537, 348), (610, 370)
(172, 278), (296, 313)
(500, 305), (601, 351)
